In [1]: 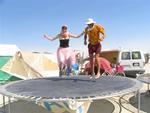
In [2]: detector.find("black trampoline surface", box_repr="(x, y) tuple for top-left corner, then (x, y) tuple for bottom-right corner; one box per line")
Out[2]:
(0, 76), (142, 101)
(137, 73), (150, 84)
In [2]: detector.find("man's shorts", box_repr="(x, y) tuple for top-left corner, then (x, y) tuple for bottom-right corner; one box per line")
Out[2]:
(88, 43), (101, 55)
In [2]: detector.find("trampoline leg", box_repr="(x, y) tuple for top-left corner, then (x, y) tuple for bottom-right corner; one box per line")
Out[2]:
(3, 95), (6, 113)
(137, 90), (141, 113)
(8, 97), (11, 113)
(83, 101), (91, 113)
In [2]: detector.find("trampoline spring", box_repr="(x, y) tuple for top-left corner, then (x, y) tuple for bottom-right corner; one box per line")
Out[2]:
(23, 96), (28, 98)
(90, 96), (95, 98)
(18, 94), (23, 97)
(52, 98), (56, 100)
(73, 97), (76, 100)
(35, 97), (42, 102)
(63, 97), (68, 100)
(30, 96), (36, 99)
(59, 97), (63, 100)
(22, 95), (27, 98)
(87, 97), (93, 102)
(82, 96), (88, 98)
(70, 97), (75, 100)
(75, 97), (80, 99)
(41, 97), (47, 100)
(26, 96), (31, 98)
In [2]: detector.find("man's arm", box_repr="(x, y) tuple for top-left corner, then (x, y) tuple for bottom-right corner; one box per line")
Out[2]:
(100, 32), (106, 41)
(99, 25), (106, 41)
(84, 34), (87, 45)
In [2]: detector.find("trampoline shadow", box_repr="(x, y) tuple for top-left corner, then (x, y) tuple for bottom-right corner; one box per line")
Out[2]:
(0, 99), (116, 113)
(88, 99), (115, 113)
(129, 92), (150, 113)
(0, 100), (52, 113)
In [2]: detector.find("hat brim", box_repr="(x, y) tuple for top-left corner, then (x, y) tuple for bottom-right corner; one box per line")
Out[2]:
(86, 21), (95, 25)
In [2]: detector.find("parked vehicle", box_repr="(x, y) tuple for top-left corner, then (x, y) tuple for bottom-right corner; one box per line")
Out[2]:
(119, 50), (145, 77)
(100, 49), (145, 77)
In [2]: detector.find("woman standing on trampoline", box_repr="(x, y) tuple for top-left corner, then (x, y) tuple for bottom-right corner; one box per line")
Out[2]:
(43, 25), (83, 77)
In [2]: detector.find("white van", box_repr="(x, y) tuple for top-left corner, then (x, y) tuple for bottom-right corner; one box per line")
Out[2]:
(100, 49), (145, 77)
(119, 50), (145, 76)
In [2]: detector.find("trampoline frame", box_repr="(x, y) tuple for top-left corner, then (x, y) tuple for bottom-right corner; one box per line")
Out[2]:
(137, 73), (150, 94)
(0, 76), (142, 113)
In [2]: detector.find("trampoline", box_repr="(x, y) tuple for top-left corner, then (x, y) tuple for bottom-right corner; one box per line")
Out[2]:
(0, 76), (142, 113)
(137, 73), (150, 93)
(137, 73), (150, 84)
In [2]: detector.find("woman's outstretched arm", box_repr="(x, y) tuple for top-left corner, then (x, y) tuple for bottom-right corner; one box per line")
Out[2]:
(43, 34), (59, 41)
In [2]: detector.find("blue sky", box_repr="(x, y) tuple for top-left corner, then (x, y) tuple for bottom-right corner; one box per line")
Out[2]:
(0, 0), (150, 54)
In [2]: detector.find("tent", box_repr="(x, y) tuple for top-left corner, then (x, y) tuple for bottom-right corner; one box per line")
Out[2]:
(1, 51), (59, 79)
(0, 56), (21, 84)
(84, 57), (113, 75)
(0, 44), (21, 84)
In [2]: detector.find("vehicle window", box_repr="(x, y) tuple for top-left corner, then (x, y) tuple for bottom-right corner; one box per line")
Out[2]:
(132, 51), (141, 59)
(121, 52), (131, 60)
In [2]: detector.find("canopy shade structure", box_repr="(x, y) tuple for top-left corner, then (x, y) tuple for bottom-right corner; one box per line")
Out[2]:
(0, 56), (12, 68)
(0, 70), (21, 84)
(1, 52), (59, 79)
(0, 44), (22, 84)
(0, 56), (21, 84)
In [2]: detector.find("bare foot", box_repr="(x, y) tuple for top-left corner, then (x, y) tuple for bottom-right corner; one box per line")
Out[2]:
(89, 74), (94, 79)
(95, 74), (101, 79)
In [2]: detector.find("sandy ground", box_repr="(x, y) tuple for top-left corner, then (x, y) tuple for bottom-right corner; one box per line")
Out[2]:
(0, 83), (149, 113)
(144, 63), (150, 73)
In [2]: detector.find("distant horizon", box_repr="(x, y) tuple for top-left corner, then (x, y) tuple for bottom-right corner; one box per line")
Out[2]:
(1, 44), (150, 57)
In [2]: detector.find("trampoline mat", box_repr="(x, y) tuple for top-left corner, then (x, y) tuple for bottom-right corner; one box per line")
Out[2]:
(137, 73), (150, 84)
(1, 76), (141, 100)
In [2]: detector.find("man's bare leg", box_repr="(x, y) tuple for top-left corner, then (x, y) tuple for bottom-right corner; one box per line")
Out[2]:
(89, 54), (94, 78)
(95, 53), (101, 79)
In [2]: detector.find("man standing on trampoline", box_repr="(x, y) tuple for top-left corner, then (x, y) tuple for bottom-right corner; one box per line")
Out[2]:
(84, 18), (106, 79)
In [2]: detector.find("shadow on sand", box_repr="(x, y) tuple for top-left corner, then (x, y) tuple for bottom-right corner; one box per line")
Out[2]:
(0, 99), (115, 113)
(129, 92), (150, 113)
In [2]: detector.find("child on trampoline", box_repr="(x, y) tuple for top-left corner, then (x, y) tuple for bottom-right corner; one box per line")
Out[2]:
(43, 25), (83, 77)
